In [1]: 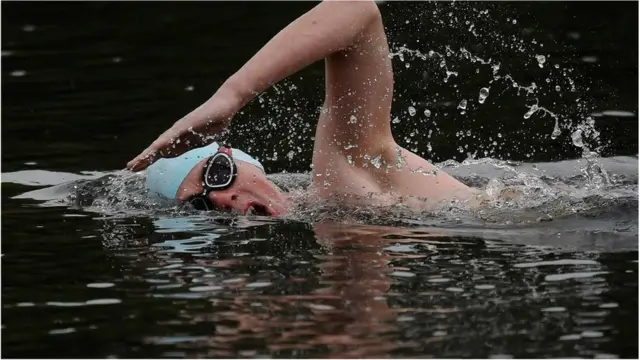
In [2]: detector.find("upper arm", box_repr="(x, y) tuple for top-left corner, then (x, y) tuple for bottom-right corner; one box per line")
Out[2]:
(317, 2), (395, 157)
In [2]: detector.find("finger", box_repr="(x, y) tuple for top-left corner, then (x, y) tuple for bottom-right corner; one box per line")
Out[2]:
(127, 147), (159, 172)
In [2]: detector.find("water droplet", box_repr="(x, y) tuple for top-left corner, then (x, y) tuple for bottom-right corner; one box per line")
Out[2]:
(457, 99), (467, 111)
(512, 19), (517, 24)
(405, 62), (410, 68)
(10, 70), (26, 77)
(185, 85), (194, 91)
(424, 109), (431, 117)
(392, 117), (401, 124)
(571, 129), (584, 148)
(551, 120), (562, 140)
(536, 54), (546, 68)
(524, 105), (538, 119)
(371, 155), (382, 169)
(408, 106), (416, 116)
(555, 85), (561, 92)
(478, 87), (490, 104)
(348, 115), (358, 124)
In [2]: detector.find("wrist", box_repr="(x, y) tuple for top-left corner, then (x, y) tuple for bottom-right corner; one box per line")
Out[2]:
(219, 74), (260, 109)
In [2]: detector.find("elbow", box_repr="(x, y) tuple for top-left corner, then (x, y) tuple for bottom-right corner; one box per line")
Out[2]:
(362, 0), (382, 23)
(324, 0), (381, 25)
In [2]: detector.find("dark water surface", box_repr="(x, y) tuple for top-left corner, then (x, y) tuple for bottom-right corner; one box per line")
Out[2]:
(2, 2), (638, 358)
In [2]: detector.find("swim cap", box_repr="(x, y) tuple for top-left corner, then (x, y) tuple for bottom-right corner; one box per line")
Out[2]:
(146, 142), (264, 202)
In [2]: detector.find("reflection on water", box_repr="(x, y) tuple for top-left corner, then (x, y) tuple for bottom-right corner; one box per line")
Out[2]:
(3, 207), (636, 358)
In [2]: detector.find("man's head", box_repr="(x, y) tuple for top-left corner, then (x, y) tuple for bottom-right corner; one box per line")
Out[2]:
(146, 143), (289, 216)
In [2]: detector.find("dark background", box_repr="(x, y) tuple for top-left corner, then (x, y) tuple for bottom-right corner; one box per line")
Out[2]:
(1, 3), (638, 358)
(2, 1), (638, 174)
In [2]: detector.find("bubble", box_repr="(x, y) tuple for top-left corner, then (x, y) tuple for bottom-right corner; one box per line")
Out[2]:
(536, 54), (546, 68)
(408, 106), (416, 116)
(478, 87), (490, 104)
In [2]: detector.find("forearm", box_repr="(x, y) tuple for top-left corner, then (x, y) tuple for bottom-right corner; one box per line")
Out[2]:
(219, 0), (381, 109)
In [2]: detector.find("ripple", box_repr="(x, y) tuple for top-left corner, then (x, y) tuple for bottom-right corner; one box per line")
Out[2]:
(513, 259), (599, 268)
(599, 303), (619, 309)
(541, 306), (566, 312)
(601, 110), (636, 117)
(559, 334), (582, 341)
(146, 336), (209, 345)
(595, 354), (619, 359)
(390, 271), (416, 278)
(427, 277), (451, 283)
(397, 316), (415, 322)
(48, 327), (75, 335)
(189, 285), (222, 292)
(581, 330), (604, 338)
(85, 298), (121, 305)
(544, 271), (608, 282)
(86, 282), (115, 288)
(308, 304), (335, 311)
(445, 287), (464, 292)
(46, 301), (85, 307)
(474, 284), (495, 290)
(245, 282), (272, 288)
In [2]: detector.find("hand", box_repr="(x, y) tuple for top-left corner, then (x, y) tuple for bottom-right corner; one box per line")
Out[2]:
(126, 90), (241, 172)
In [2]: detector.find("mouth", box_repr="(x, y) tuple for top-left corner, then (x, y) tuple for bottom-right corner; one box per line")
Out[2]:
(244, 203), (271, 217)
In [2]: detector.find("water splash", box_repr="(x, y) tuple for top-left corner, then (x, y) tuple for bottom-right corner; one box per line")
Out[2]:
(478, 87), (490, 104)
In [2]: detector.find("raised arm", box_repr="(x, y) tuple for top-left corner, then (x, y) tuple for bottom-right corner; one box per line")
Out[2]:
(127, 0), (383, 171)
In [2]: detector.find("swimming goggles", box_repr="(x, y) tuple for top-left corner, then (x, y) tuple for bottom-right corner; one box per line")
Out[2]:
(188, 146), (237, 211)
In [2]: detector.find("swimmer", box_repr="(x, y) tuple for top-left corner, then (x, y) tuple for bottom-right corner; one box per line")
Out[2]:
(127, 0), (478, 216)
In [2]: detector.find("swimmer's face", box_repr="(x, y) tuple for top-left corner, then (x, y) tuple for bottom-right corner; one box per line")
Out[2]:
(176, 158), (289, 216)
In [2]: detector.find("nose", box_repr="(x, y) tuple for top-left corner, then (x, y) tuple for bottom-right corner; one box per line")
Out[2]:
(208, 191), (239, 212)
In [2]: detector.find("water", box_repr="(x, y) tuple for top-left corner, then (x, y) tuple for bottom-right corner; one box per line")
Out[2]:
(2, 2), (638, 358)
